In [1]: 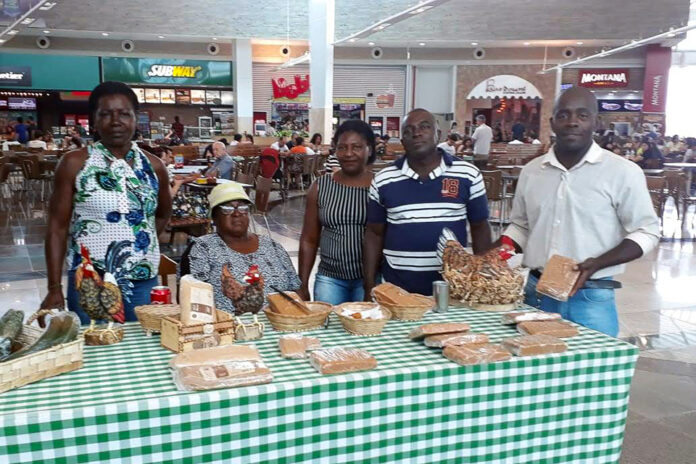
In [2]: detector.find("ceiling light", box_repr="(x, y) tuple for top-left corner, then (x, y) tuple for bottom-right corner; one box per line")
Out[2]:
(368, 41), (375, 46)
(349, 38), (356, 42)
(212, 37), (218, 41)
(43, 30), (51, 34)
(523, 42), (530, 46)
(7, 30), (18, 35)
(373, 23), (391, 31)
(39, 2), (56, 10)
(101, 32), (109, 36)
(576, 41), (583, 45)
(21, 18), (35, 25)
(471, 42), (478, 46)
(667, 27), (676, 37)
(158, 35), (165, 39)
(419, 42), (426, 46)
(409, 6), (433, 14)
(0, 39), (5, 44)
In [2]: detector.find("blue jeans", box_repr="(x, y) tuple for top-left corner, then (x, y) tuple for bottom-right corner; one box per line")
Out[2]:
(313, 274), (365, 305)
(67, 271), (158, 325)
(524, 273), (619, 337)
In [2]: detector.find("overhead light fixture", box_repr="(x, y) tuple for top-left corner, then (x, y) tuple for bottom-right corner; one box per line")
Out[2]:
(21, 17), (35, 25)
(43, 30), (51, 34)
(471, 42), (478, 46)
(373, 23), (391, 31)
(368, 41), (375, 46)
(212, 37), (218, 41)
(576, 41), (583, 45)
(0, 39), (5, 44)
(39, 2), (57, 10)
(409, 5), (433, 14)
(667, 27), (676, 37)
(7, 30), (18, 35)
(523, 42), (530, 46)
(349, 38), (356, 42)
(158, 35), (165, 39)
(419, 42), (426, 46)
(101, 32), (109, 36)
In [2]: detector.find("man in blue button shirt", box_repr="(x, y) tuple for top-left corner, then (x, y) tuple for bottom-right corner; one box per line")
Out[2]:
(363, 108), (492, 296)
(14, 117), (29, 144)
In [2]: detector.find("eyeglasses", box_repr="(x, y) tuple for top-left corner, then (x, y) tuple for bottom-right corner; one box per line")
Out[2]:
(219, 204), (250, 215)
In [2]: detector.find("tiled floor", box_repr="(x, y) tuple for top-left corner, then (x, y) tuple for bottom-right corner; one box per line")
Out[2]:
(2, 185), (696, 462)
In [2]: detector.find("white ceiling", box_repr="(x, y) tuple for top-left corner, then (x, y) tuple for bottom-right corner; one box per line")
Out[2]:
(1, 0), (691, 49)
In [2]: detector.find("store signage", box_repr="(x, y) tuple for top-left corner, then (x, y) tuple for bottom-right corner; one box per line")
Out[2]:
(0, 66), (31, 86)
(642, 45), (671, 113)
(466, 75), (542, 99)
(102, 58), (233, 87)
(8, 97), (36, 110)
(577, 69), (629, 88)
(598, 99), (643, 112)
(376, 93), (395, 108)
(271, 74), (309, 100)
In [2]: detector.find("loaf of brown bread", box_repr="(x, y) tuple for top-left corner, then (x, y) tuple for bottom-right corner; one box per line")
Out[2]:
(408, 322), (471, 340)
(443, 344), (511, 365)
(423, 332), (489, 348)
(517, 320), (579, 338)
(309, 348), (377, 375)
(501, 334), (567, 356)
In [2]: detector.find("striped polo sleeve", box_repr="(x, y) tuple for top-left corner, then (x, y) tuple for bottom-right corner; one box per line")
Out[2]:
(367, 176), (387, 224)
(465, 168), (489, 223)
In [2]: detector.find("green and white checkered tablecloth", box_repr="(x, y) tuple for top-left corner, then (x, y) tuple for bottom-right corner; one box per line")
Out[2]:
(0, 307), (638, 463)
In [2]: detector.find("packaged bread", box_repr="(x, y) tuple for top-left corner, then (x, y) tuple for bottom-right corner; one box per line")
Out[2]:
(267, 292), (311, 316)
(423, 332), (489, 348)
(372, 282), (429, 306)
(501, 311), (562, 325)
(443, 344), (511, 365)
(179, 275), (216, 324)
(408, 322), (471, 340)
(308, 347), (377, 375)
(501, 334), (567, 357)
(536, 255), (581, 302)
(278, 334), (321, 359)
(517, 320), (579, 338)
(170, 345), (272, 391)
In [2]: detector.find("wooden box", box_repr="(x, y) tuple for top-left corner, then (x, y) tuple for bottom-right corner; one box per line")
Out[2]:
(160, 309), (236, 353)
(0, 324), (83, 394)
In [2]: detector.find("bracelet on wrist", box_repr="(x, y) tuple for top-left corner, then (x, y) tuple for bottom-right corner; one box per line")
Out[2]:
(48, 283), (63, 290)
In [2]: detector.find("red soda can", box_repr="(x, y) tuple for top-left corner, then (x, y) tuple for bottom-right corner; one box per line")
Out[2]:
(150, 286), (172, 304)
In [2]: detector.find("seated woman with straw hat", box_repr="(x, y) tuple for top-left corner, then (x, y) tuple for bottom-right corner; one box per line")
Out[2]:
(181, 182), (300, 314)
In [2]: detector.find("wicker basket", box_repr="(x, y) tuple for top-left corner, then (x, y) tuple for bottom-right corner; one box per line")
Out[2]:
(0, 324), (83, 394)
(135, 304), (181, 335)
(373, 293), (434, 321)
(334, 303), (391, 336)
(264, 302), (332, 332)
(160, 309), (236, 353)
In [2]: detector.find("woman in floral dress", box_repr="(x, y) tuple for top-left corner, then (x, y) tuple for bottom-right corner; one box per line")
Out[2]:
(41, 82), (172, 323)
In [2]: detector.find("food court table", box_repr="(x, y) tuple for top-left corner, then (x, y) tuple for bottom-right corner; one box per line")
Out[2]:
(664, 162), (696, 195)
(0, 308), (638, 463)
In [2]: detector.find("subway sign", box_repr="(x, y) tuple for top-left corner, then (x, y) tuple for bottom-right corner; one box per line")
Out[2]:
(102, 57), (233, 87)
(578, 69), (629, 88)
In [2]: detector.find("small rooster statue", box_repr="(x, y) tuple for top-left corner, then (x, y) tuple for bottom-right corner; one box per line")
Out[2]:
(221, 264), (265, 315)
(75, 244), (126, 335)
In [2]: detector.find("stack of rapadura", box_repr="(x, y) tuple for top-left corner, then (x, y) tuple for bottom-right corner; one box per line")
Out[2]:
(276, 334), (377, 375)
(409, 322), (510, 365)
(499, 310), (578, 356)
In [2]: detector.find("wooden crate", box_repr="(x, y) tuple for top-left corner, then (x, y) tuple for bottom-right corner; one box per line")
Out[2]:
(160, 309), (236, 353)
(0, 325), (83, 394)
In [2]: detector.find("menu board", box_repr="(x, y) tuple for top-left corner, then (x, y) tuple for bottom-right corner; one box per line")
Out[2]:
(206, 90), (221, 105)
(145, 89), (161, 104)
(191, 89), (206, 105)
(8, 97), (36, 110)
(221, 91), (234, 105)
(132, 88), (146, 104)
(175, 89), (191, 105)
(160, 89), (175, 104)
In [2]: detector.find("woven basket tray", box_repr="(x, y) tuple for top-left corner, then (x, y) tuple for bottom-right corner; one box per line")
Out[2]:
(334, 303), (391, 336)
(373, 293), (434, 321)
(0, 324), (83, 394)
(135, 304), (181, 335)
(264, 302), (332, 332)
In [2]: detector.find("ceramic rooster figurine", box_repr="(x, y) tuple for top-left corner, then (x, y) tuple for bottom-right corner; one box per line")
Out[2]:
(75, 244), (125, 333)
(221, 264), (265, 315)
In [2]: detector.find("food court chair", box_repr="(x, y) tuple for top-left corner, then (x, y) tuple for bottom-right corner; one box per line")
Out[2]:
(645, 176), (667, 223)
(481, 170), (505, 236)
(254, 175), (274, 239)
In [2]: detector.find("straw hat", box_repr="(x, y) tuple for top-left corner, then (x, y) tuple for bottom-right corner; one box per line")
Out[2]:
(207, 182), (251, 217)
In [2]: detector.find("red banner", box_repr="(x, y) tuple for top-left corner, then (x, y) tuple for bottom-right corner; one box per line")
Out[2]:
(641, 45), (671, 113)
(577, 69), (629, 88)
(271, 74), (310, 100)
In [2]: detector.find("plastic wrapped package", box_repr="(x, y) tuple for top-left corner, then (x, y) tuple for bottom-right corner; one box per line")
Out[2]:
(408, 323), (471, 340)
(535, 255), (581, 302)
(308, 347), (377, 375)
(443, 344), (511, 365)
(517, 320), (579, 338)
(501, 334), (567, 357)
(181, 332), (221, 350)
(170, 345), (273, 391)
(500, 311), (562, 325)
(179, 275), (216, 324)
(278, 334), (321, 359)
(423, 332), (489, 348)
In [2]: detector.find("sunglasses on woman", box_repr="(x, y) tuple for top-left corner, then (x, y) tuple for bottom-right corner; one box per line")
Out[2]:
(219, 204), (250, 215)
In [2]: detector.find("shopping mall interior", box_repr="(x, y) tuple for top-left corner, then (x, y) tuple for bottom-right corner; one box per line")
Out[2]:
(1, 1), (696, 463)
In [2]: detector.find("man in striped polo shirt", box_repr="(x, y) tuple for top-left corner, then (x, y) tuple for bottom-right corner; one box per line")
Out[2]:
(363, 108), (492, 296)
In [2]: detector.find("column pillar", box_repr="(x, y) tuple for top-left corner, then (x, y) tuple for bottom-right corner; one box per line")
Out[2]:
(234, 39), (254, 135)
(309, 0), (334, 139)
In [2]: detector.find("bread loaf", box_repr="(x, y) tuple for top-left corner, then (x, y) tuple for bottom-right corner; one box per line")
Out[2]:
(423, 332), (489, 348)
(443, 344), (511, 365)
(535, 255), (581, 302)
(501, 334), (567, 356)
(268, 292), (311, 316)
(179, 275), (216, 324)
(408, 322), (471, 340)
(501, 311), (562, 325)
(372, 282), (428, 306)
(309, 348), (377, 375)
(517, 320), (579, 338)
(278, 335), (321, 359)
(170, 345), (272, 391)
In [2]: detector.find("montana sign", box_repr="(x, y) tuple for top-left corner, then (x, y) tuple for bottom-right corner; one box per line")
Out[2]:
(578, 69), (629, 88)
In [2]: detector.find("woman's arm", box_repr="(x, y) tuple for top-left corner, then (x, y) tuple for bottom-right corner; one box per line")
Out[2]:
(297, 181), (322, 300)
(146, 153), (173, 236)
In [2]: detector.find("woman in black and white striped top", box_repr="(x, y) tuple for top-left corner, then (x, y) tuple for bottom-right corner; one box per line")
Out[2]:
(298, 120), (376, 304)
